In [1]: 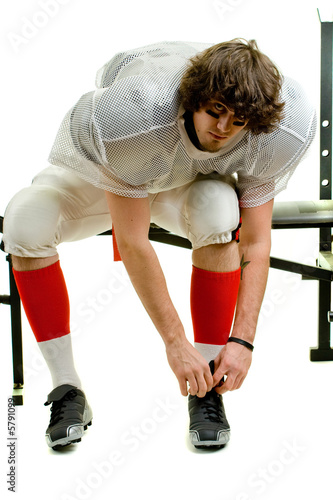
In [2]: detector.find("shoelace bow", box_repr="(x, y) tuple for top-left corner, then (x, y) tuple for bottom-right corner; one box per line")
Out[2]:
(201, 393), (224, 423)
(44, 389), (78, 426)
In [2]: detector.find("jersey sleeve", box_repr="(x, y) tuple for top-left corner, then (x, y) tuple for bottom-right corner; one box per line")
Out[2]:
(91, 42), (211, 194)
(237, 77), (317, 208)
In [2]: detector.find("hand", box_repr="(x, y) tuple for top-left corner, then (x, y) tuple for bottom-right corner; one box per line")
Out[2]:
(166, 338), (214, 398)
(212, 341), (252, 394)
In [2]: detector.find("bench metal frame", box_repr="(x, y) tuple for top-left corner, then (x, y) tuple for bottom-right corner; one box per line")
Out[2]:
(1, 13), (332, 405)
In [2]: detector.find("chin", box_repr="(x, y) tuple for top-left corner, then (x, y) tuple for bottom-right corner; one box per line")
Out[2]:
(200, 143), (225, 153)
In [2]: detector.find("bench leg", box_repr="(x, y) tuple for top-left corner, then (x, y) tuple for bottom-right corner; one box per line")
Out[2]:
(7, 256), (24, 405)
(310, 279), (333, 361)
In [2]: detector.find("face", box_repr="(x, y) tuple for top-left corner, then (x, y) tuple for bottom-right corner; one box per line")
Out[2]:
(192, 100), (248, 153)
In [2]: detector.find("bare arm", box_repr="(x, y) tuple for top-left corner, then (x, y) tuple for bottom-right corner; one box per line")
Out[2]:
(104, 191), (213, 397)
(213, 199), (274, 393)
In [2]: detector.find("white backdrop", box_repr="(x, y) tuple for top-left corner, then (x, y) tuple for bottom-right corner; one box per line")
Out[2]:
(0, 1), (332, 499)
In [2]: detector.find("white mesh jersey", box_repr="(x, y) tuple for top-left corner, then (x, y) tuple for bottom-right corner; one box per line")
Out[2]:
(48, 41), (317, 208)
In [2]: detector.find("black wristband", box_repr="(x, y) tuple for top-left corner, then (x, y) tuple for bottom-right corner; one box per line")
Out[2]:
(227, 337), (254, 352)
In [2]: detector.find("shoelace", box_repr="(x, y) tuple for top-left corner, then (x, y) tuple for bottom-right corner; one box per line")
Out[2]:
(44, 389), (78, 426)
(201, 393), (224, 423)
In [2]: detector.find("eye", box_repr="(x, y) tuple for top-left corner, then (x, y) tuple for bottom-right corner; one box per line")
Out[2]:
(214, 102), (225, 112)
(233, 115), (246, 127)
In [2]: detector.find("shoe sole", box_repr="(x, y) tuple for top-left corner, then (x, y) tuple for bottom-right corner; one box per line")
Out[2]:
(46, 405), (93, 450)
(189, 429), (230, 450)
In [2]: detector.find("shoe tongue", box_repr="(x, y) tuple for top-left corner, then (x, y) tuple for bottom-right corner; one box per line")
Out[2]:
(209, 359), (225, 388)
(45, 384), (78, 404)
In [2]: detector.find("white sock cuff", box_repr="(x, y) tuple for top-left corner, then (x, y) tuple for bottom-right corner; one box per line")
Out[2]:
(38, 333), (82, 389)
(194, 342), (225, 363)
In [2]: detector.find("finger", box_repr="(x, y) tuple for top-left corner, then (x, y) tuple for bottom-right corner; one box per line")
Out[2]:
(187, 376), (199, 396)
(233, 374), (245, 391)
(213, 375), (226, 394)
(195, 374), (208, 398)
(216, 372), (247, 394)
(213, 368), (226, 388)
(203, 367), (214, 393)
(215, 374), (235, 395)
(179, 378), (188, 397)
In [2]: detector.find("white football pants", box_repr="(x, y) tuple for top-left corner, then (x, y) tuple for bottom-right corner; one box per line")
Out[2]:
(3, 165), (240, 257)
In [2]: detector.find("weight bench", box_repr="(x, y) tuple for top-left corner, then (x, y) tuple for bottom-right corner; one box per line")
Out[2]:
(1, 12), (332, 406)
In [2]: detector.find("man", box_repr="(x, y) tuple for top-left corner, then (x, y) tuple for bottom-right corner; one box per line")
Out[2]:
(2, 39), (316, 450)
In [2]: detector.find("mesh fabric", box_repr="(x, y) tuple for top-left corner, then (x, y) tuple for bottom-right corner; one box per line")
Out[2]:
(48, 41), (316, 207)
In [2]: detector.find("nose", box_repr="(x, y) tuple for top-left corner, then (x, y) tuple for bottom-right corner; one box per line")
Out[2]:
(216, 111), (234, 133)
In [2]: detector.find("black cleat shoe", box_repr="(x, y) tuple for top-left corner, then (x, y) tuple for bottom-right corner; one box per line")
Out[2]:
(44, 384), (93, 450)
(188, 361), (230, 449)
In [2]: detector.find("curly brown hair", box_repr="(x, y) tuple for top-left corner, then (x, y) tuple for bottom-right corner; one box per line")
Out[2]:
(179, 39), (285, 134)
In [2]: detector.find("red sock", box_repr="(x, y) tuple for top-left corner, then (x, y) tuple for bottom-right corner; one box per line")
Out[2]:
(190, 265), (241, 346)
(13, 261), (70, 342)
(112, 224), (122, 262)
